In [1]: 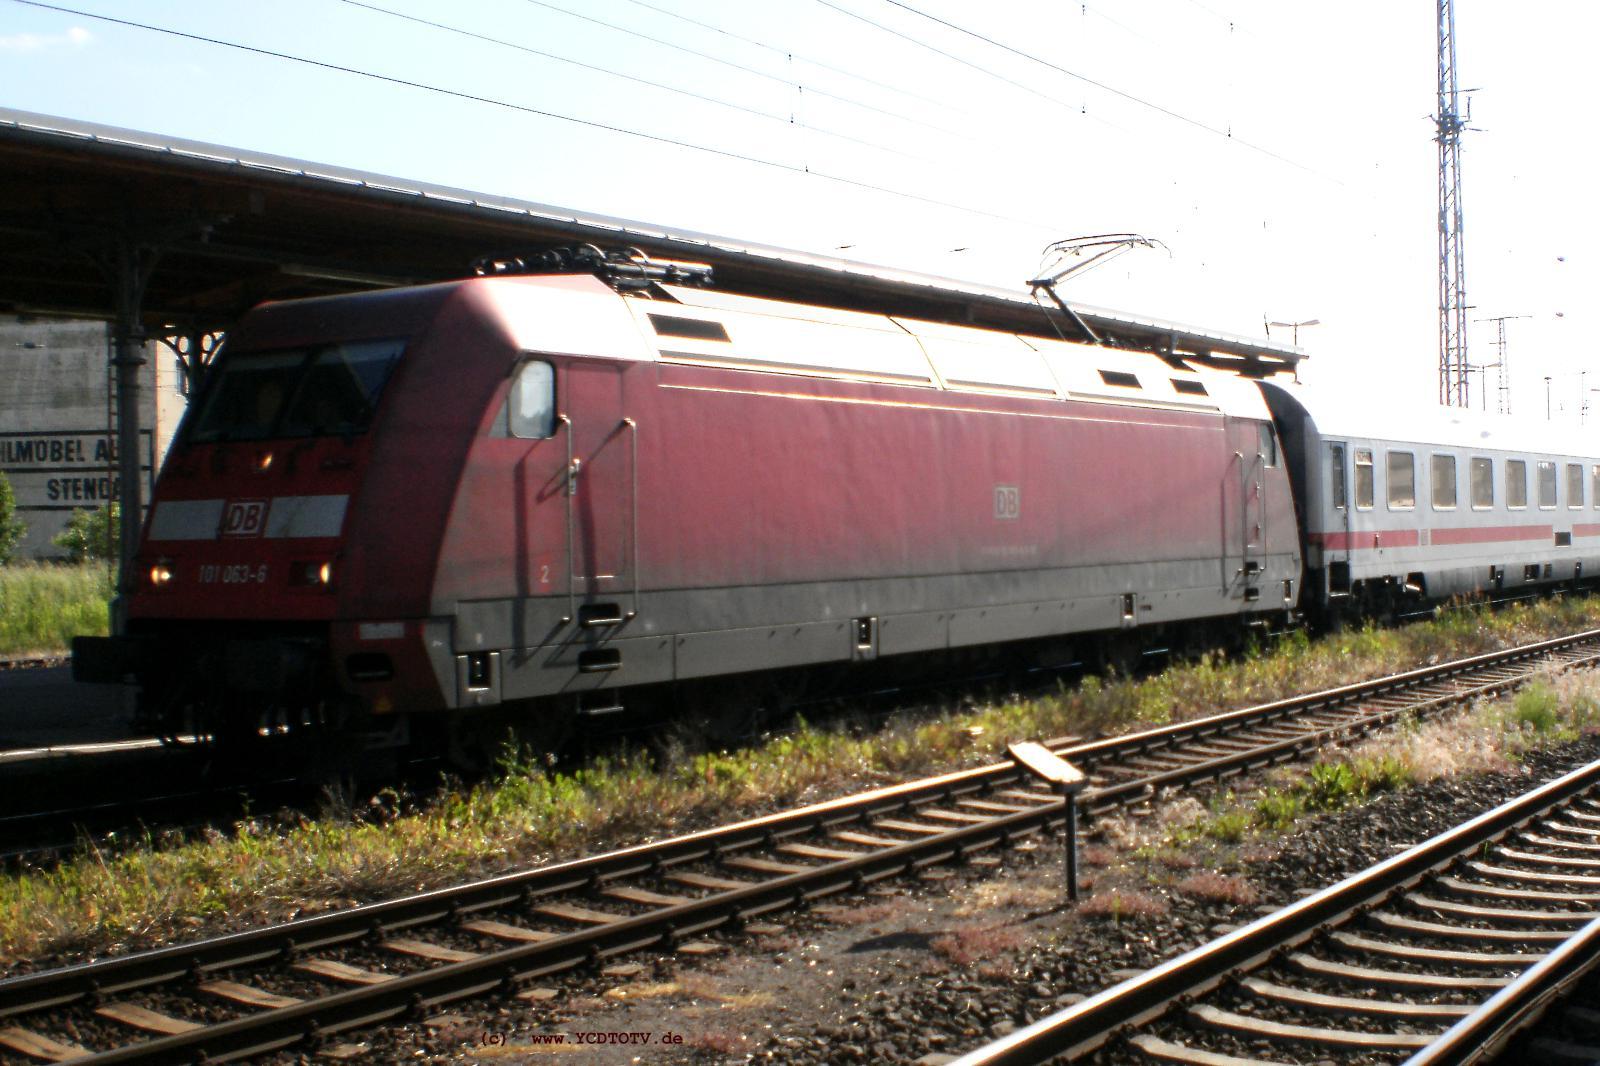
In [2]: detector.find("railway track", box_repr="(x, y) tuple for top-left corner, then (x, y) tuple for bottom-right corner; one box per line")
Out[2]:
(949, 753), (1600, 1066)
(2, 630), (1599, 1063)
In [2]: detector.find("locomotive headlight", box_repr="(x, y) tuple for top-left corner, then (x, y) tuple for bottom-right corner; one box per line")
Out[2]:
(148, 561), (173, 588)
(291, 559), (335, 588)
(255, 450), (275, 473)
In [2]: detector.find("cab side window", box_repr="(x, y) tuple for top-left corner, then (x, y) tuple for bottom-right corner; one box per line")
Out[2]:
(510, 361), (556, 439)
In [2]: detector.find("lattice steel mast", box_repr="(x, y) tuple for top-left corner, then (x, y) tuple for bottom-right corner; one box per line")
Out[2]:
(1436, 0), (1471, 406)
(1474, 313), (1528, 415)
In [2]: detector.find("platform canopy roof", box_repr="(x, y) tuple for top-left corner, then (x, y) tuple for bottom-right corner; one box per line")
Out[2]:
(0, 108), (1303, 376)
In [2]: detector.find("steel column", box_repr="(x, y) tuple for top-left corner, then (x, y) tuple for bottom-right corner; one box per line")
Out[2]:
(106, 236), (157, 608)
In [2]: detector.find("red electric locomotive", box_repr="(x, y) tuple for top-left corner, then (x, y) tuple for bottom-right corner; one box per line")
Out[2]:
(75, 254), (1301, 751)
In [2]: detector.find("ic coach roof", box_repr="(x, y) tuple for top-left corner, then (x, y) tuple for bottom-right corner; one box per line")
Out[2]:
(1264, 380), (1594, 457)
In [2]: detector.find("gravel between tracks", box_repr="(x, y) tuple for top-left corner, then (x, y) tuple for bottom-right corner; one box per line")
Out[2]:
(234, 733), (1600, 1065)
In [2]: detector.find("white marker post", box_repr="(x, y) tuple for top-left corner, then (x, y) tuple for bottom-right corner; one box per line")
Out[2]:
(1007, 742), (1088, 901)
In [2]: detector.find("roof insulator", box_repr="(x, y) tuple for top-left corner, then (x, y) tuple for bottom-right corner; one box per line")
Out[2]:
(471, 244), (714, 292)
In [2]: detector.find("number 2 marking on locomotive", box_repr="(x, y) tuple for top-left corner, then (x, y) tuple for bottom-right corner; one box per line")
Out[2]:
(539, 564), (551, 585)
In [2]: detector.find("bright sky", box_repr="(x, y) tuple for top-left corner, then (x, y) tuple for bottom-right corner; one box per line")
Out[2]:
(2, 0), (1593, 423)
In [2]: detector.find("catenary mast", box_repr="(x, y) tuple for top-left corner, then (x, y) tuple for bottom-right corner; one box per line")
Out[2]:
(1436, 0), (1471, 407)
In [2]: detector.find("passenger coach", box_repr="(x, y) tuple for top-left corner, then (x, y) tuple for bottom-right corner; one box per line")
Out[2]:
(1263, 383), (1600, 611)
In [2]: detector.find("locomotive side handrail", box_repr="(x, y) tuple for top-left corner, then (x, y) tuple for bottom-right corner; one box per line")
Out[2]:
(624, 416), (639, 622)
(558, 413), (575, 625)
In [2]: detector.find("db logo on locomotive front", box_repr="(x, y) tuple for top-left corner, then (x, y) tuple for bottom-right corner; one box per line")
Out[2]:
(220, 499), (269, 538)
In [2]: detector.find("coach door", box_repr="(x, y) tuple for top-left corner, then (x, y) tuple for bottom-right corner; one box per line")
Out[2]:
(559, 361), (635, 617)
(1326, 441), (1354, 599)
(1223, 417), (1266, 604)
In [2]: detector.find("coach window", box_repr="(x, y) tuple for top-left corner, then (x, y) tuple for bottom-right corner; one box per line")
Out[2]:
(1387, 451), (1415, 509)
(1329, 444), (1347, 510)
(1431, 454), (1457, 510)
(510, 360), (556, 439)
(1568, 464), (1585, 509)
(1507, 459), (1528, 509)
(1355, 449), (1374, 510)
(1538, 461), (1557, 509)
(1470, 457), (1493, 509)
(1593, 465), (1600, 509)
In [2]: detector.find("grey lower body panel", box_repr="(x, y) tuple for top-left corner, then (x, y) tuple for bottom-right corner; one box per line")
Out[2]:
(1314, 547), (1599, 605)
(434, 556), (1297, 707)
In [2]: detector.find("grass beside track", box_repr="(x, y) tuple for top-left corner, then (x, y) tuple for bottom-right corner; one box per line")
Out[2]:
(0, 562), (113, 658)
(1178, 666), (1600, 845)
(2, 595), (1598, 968)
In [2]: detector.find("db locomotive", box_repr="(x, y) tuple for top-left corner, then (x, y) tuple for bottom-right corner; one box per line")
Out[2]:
(74, 253), (1600, 750)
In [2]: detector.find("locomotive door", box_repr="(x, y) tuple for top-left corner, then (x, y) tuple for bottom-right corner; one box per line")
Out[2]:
(1222, 417), (1266, 603)
(560, 361), (633, 607)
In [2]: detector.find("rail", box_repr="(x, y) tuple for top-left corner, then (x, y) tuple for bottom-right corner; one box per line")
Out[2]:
(951, 753), (1600, 1065)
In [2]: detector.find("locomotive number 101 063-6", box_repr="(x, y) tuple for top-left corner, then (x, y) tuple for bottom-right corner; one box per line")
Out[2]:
(198, 563), (270, 584)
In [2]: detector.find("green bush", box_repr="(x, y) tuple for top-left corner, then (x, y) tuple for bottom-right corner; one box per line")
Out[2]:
(0, 472), (25, 564)
(1253, 789), (1305, 830)
(1352, 753), (1415, 794)
(1303, 761), (1362, 810)
(52, 502), (119, 562)
(1509, 683), (1561, 735)
(0, 562), (114, 655)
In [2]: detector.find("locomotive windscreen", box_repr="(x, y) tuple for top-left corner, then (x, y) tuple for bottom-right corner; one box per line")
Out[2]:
(186, 338), (405, 443)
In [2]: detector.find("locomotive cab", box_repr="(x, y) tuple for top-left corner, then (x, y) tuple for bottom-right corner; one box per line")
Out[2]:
(71, 285), (458, 744)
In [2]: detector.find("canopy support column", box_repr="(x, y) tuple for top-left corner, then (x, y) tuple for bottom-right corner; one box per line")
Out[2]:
(107, 235), (159, 615)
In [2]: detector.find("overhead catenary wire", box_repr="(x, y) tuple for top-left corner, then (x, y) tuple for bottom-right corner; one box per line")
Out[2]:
(1079, 3), (1158, 46)
(333, 0), (926, 162)
(516, 0), (979, 144)
(823, 0), (1330, 180)
(611, 0), (973, 118)
(812, 0), (1097, 120)
(8, 0), (1079, 237)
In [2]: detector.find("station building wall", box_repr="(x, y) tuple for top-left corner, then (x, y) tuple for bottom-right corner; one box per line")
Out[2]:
(1, 316), (188, 560)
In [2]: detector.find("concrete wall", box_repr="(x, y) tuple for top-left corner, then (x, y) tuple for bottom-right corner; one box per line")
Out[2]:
(0, 316), (189, 559)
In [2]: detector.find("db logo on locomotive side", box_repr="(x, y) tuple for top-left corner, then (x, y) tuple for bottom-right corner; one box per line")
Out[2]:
(993, 485), (1020, 521)
(221, 499), (270, 537)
